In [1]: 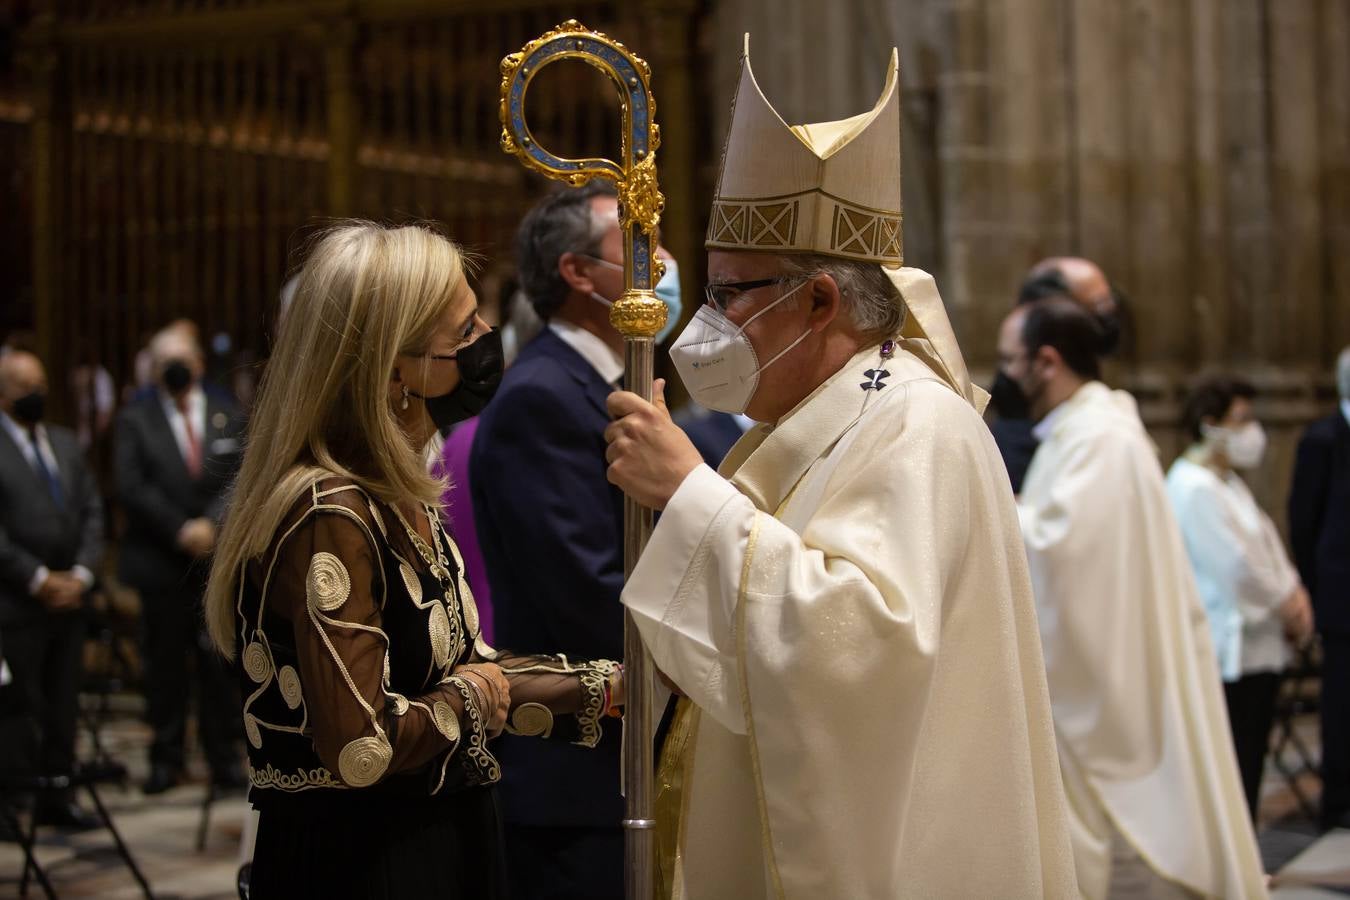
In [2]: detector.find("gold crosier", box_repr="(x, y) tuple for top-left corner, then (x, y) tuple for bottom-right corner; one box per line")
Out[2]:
(500, 20), (665, 900)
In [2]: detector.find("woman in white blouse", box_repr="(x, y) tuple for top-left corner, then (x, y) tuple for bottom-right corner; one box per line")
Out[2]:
(1167, 375), (1314, 822)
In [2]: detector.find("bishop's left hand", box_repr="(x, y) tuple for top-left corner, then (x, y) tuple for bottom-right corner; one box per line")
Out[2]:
(605, 379), (704, 510)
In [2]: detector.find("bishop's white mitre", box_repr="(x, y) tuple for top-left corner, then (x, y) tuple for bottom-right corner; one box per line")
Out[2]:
(706, 34), (903, 265)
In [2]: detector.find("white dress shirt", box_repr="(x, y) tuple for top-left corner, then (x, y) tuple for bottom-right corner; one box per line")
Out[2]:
(0, 410), (94, 594)
(548, 319), (625, 385)
(159, 385), (207, 469)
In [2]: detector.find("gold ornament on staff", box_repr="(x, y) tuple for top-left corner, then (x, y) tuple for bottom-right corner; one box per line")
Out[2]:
(500, 20), (664, 900)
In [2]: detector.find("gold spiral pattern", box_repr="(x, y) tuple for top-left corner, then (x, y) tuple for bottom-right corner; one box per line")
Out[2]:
(428, 604), (452, 669)
(388, 692), (410, 716)
(278, 665), (303, 710)
(242, 641), (272, 683)
(475, 635), (498, 661)
(306, 552), (351, 612)
(433, 700), (461, 742)
(244, 714), (262, 749)
(400, 563), (423, 606)
(509, 702), (554, 738)
(338, 736), (391, 788)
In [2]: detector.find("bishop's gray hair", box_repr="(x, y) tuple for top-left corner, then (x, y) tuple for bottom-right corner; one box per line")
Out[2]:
(1338, 345), (1350, 402)
(777, 254), (906, 342)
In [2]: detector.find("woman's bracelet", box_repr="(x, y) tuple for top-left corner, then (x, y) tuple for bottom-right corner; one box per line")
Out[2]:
(605, 664), (624, 718)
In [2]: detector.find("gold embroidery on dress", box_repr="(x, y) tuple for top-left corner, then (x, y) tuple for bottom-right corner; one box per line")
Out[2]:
(242, 641), (272, 684)
(508, 702), (554, 738)
(338, 735), (392, 787)
(244, 713), (263, 749)
(399, 562), (424, 606)
(575, 659), (620, 748)
(445, 676), (501, 783)
(278, 665), (304, 710)
(432, 700), (461, 742)
(367, 499), (388, 538)
(474, 635), (499, 661)
(388, 692), (410, 716)
(306, 551), (351, 612)
(428, 603), (453, 669)
(461, 583), (480, 636)
(249, 762), (343, 792)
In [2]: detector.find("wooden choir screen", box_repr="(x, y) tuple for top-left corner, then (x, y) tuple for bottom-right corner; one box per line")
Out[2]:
(19, 0), (641, 407)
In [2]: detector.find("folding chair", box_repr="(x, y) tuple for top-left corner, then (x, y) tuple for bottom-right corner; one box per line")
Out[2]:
(1270, 642), (1323, 821)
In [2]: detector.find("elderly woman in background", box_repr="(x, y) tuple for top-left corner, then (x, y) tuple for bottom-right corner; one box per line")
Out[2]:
(1166, 375), (1313, 822)
(204, 222), (622, 899)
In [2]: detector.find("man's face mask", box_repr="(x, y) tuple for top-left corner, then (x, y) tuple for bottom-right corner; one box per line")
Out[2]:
(11, 391), (46, 425)
(409, 329), (505, 433)
(583, 256), (684, 343)
(162, 359), (193, 394)
(668, 278), (811, 415)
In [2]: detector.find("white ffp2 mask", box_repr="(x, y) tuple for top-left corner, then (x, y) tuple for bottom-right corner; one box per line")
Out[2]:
(1203, 421), (1267, 470)
(668, 280), (810, 414)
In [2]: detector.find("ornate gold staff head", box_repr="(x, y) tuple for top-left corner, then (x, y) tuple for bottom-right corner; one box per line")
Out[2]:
(500, 20), (667, 340)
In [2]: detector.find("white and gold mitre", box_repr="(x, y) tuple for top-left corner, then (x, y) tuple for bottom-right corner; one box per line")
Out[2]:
(706, 34), (902, 265)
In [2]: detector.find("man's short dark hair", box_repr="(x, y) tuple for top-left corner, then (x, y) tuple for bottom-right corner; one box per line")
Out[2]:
(1181, 376), (1256, 443)
(513, 181), (618, 321)
(1020, 298), (1106, 381)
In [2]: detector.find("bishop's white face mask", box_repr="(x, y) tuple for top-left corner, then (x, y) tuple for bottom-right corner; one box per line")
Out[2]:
(1203, 421), (1267, 470)
(668, 279), (811, 414)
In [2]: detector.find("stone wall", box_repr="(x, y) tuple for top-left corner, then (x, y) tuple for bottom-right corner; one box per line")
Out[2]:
(708, 0), (1350, 530)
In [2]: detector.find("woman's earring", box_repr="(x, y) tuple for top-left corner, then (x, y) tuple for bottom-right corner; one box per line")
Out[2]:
(400, 384), (410, 411)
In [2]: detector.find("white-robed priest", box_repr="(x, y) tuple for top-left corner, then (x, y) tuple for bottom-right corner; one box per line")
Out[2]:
(602, 36), (1077, 900)
(1001, 298), (1268, 899)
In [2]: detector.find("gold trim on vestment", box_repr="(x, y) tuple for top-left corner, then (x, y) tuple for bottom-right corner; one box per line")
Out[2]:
(735, 514), (786, 899)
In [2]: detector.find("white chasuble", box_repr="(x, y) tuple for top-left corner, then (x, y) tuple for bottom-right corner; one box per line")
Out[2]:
(624, 331), (1077, 897)
(1017, 382), (1267, 899)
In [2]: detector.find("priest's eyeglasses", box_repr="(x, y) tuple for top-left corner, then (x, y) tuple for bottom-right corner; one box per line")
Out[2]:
(704, 277), (801, 312)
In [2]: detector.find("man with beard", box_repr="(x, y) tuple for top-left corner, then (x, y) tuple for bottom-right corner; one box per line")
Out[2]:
(1001, 298), (1266, 898)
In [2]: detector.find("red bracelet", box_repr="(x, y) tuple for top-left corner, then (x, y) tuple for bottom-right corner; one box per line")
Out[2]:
(605, 665), (624, 718)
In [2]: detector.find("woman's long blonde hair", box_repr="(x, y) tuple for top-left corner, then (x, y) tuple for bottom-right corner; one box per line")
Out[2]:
(205, 222), (469, 657)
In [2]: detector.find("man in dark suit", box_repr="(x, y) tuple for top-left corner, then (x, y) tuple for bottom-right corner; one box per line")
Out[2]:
(114, 324), (245, 795)
(1289, 345), (1350, 831)
(0, 349), (104, 828)
(472, 183), (674, 900)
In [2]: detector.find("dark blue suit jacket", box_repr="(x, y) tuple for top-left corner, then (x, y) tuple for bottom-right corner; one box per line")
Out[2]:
(470, 328), (625, 829)
(1289, 411), (1350, 639)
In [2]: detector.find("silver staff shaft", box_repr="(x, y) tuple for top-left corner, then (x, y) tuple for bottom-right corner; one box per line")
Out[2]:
(622, 336), (656, 900)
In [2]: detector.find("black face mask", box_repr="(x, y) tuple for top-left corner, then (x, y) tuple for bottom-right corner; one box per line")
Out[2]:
(12, 391), (46, 425)
(162, 360), (193, 394)
(411, 329), (504, 433)
(989, 370), (1031, 420)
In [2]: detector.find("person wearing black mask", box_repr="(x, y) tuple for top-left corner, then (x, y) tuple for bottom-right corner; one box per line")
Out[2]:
(201, 223), (622, 899)
(114, 324), (247, 794)
(988, 257), (1127, 493)
(0, 349), (105, 829)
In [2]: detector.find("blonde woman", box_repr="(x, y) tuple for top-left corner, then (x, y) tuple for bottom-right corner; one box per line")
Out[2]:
(205, 223), (622, 899)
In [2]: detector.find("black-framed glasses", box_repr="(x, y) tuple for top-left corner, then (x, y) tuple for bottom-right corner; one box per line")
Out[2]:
(423, 324), (495, 361)
(703, 277), (798, 311)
